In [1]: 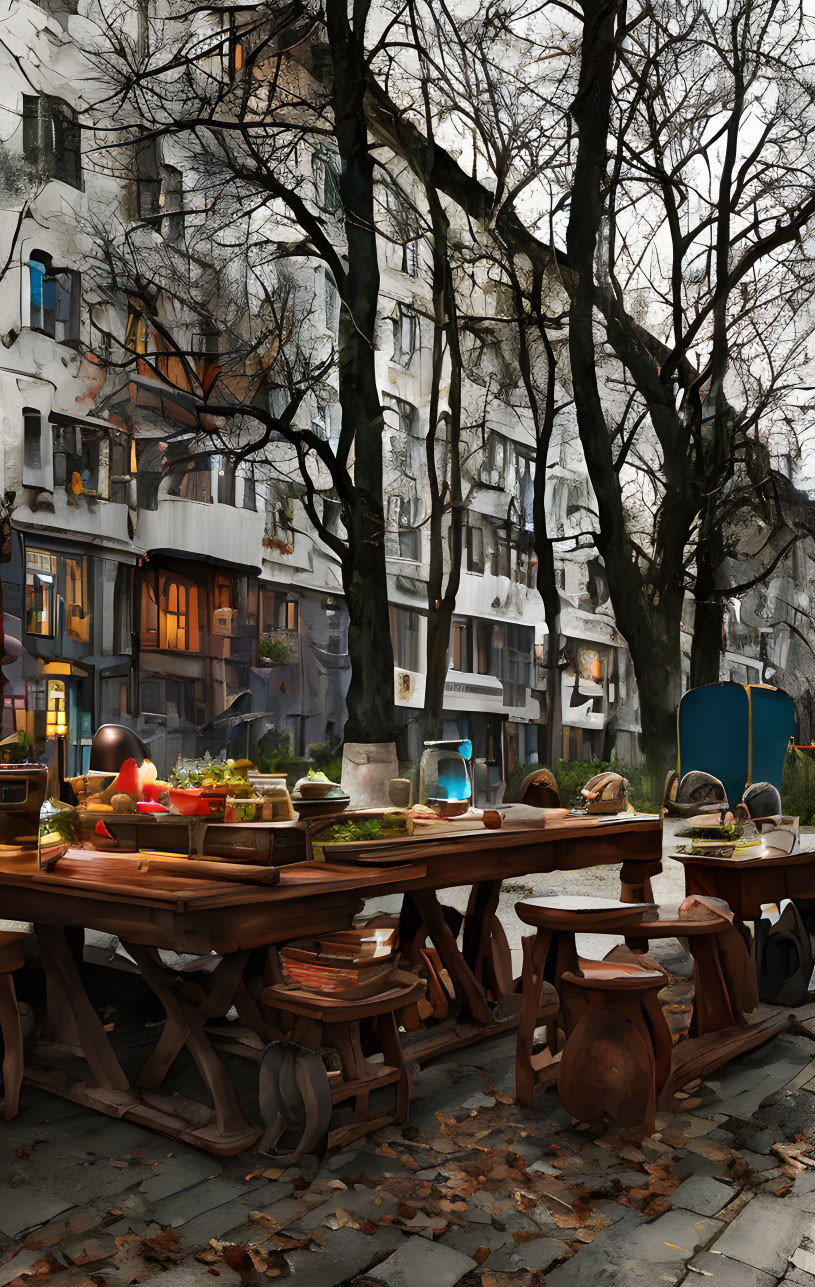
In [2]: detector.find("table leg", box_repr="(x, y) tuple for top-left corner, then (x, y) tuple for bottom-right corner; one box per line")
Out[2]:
(409, 890), (492, 1025)
(35, 924), (129, 1092)
(463, 880), (513, 999)
(123, 943), (254, 1140)
(620, 860), (662, 904)
(0, 973), (23, 1119)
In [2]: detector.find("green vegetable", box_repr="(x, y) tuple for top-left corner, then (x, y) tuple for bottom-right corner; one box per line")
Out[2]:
(320, 817), (407, 844)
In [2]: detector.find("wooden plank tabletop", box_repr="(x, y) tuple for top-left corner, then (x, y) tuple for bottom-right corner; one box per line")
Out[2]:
(318, 812), (661, 864)
(0, 851), (424, 911)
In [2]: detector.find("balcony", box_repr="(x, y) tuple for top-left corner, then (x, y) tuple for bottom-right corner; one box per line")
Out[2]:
(136, 494), (264, 572)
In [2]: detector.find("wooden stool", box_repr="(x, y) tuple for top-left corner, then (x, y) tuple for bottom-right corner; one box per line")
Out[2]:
(262, 974), (425, 1152)
(0, 932), (25, 1120)
(515, 895), (654, 1106)
(557, 965), (672, 1135)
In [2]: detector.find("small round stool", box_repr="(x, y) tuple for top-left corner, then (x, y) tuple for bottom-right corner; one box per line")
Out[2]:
(261, 973), (425, 1155)
(557, 966), (672, 1135)
(0, 932), (25, 1120)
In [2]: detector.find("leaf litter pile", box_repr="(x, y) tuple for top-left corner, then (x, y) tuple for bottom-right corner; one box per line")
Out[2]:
(2, 1052), (810, 1287)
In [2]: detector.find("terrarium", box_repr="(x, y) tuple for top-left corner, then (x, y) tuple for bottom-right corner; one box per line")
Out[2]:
(419, 739), (473, 817)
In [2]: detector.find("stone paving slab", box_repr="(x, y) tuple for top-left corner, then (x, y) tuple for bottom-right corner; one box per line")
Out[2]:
(670, 1175), (736, 1216)
(368, 1235), (476, 1287)
(713, 1196), (815, 1276)
(546, 1208), (723, 1287)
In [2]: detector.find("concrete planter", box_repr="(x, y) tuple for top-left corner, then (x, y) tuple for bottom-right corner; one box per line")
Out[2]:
(341, 742), (399, 810)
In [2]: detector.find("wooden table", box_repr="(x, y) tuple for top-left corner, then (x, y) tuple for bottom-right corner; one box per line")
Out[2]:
(0, 812), (661, 1154)
(314, 812), (663, 1058)
(674, 846), (815, 930)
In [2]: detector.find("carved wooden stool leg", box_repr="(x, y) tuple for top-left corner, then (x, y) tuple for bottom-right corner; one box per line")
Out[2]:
(515, 931), (561, 1107)
(0, 972), (23, 1120)
(372, 1011), (411, 1122)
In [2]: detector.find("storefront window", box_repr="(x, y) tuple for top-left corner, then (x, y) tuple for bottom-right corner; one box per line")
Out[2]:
(25, 548), (57, 636)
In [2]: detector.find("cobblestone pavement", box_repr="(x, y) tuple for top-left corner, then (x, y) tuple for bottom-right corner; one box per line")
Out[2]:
(3, 835), (815, 1287)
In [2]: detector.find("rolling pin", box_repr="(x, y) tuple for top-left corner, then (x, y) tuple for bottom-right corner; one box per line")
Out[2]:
(136, 855), (280, 885)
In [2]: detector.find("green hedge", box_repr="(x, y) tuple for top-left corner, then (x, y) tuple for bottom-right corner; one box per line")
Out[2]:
(781, 748), (815, 824)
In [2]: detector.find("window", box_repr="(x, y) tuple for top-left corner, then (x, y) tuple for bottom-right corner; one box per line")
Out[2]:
(140, 570), (201, 652)
(109, 435), (130, 504)
(22, 95), (82, 189)
(475, 621), (493, 676)
(217, 455), (236, 506)
(59, 428), (110, 498)
(164, 578), (194, 650)
(261, 590), (298, 634)
(491, 526), (511, 578)
(65, 556), (90, 643)
(385, 494), (420, 561)
(325, 271), (340, 334)
(180, 461), (212, 503)
(466, 520), (485, 574)
(389, 607), (420, 671)
(312, 149), (341, 213)
(28, 251), (81, 344)
(240, 462), (256, 511)
(212, 573), (236, 636)
(135, 139), (161, 219)
(391, 304), (418, 367)
(161, 165), (184, 244)
(25, 548), (57, 637)
(214, 8), (245, 81)
(480, 433), (508, 487)
(383, 182), (421, 276)
(23, 409), (53, 492)
(450, 619), (472, 672)
(403, 236), (419, 277)
(23, 409), (41, 473)
(125, 305), (148, 353)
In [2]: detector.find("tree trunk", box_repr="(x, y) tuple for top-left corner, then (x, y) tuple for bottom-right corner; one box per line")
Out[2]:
(328, 0), (396, 745)
(565, 0), (681, 797)
(690, 508), (725, 689)
(421, 187), (463, 748)
(424, 601), (455, 743)
(625, 609), (683, 794)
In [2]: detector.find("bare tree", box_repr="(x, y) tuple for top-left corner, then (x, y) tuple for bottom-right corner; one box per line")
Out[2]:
(85, 0), (401, 744)
(365, 0), (815, 781)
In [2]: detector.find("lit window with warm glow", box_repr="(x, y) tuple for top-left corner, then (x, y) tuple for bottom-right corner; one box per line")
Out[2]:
(25, 548), (57, 637)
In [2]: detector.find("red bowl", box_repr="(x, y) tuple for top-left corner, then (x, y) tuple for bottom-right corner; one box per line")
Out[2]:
(168, 788), (211, 817)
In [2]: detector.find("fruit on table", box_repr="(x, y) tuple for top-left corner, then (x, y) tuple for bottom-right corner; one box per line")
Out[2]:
(137, 801), (168, 814)
(139, 759), (158, 787)
(111, 793), (137, 813)
(95, 758), (143, 805)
